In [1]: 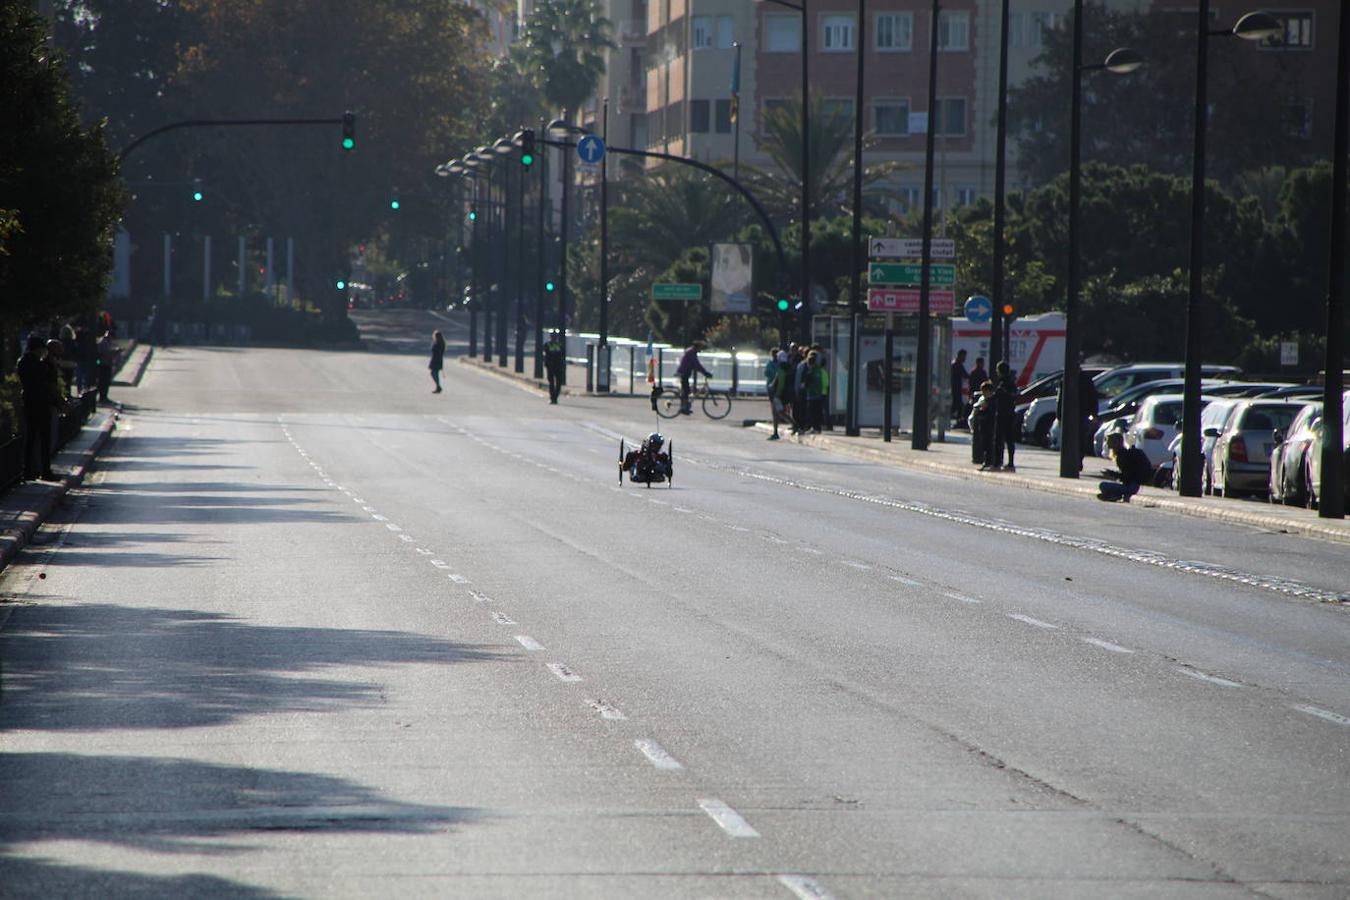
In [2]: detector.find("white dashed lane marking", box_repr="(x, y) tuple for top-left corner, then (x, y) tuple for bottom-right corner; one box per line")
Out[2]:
(1178, 667), (1243, 688)
(448, 574), (470, 584)
(1007, 613), (1057, 630)
(515, 635), (545, 652)
(943, 592), (981, 604)
(385, 524), (402, 532)
(589, 700), (626, 720)
(889, 575), (921, 586)
(778, 874), (835, 900)
(491, 611), (517, 625)
(547, 663), (582, 682)
(633, 739), (683, 770)
(697, 799), (760, 838)
(1293, 705), (1350, 727)
(1082, 637), (1134, 654)
(841, 561), (872, 571)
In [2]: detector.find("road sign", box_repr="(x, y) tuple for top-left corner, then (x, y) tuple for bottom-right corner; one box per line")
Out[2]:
(867, 288), (956, 313)
(869, 262), (956, 286)
(577, 135), (606, 165)
(868, 237), (955, 259)
(965, 295), (992, 323)
(651, 282), (702, 301)
(1280, 341), (1298, 366)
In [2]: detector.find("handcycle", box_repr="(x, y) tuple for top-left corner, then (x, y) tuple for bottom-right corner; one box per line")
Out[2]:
(651, 375), (732, 420)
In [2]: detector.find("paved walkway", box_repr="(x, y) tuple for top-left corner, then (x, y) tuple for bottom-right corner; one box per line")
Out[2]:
(462, 354), (1350, 546)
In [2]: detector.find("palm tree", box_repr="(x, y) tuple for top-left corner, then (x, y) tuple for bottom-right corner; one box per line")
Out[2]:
(741, 95), (904, 224)
(517, 0), (614, 120)
(609, 166), (742, 275)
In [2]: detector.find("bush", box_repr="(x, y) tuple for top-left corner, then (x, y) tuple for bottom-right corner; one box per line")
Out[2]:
(0, 375), (19, 441)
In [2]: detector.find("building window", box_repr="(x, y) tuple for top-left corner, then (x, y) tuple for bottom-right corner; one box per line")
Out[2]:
(715, 99), (733, 133)
(1008, 12), (1025, 48)
(1029, 12), (1062, 49)
(1263, 12), (1313, 49)
(873, 98), (910, 136)
(717, 16), (735, 49)
(822, 97), (855, 124)
(897, 186), (921, 213)
(938, 10), (970, 51)
(954, 186), (978, 207)
(875, 12), (913, 51)
(693, 16), (713, 50)
(934, 97), (967, 136)
(821, 14), (855, 52)
(1285, 98), (1313, 138)
(764, 14), (800, 52)
(690, 99), (711, 133)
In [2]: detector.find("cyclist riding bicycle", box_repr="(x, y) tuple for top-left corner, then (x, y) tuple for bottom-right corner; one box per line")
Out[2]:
(676, 341), (713, 415)
(622, 432), (672, 484)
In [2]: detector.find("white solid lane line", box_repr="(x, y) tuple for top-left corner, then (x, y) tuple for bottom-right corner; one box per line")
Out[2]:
(1007, 613), (1058, 630)
(515, 635), (545, 652)
(778, 874), (835, 900)
(547, 663), (582, 682)
(889, 575), (921, 586)
(1293, 704), (1350, 726)
(943, 592), (981, 604)
(633, 739), (683, 770)
(697, 799), (760, 838)
(1178, 667), (1243, 688)
(1082, 637), (1135, 653)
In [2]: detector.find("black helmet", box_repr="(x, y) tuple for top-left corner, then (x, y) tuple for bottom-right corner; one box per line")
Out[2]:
(646, 432), (664, 449)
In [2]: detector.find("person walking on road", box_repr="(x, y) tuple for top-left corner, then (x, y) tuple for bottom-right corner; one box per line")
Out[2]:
(1098, 431), (1153, 501)
(676, 341), (712, 415)
(544, 332), (566, 404)
(428, 330), (446, 393)
(950, 349), (969, 428)
(992, 360), (1019, 471)
(16, 335), (57, 481)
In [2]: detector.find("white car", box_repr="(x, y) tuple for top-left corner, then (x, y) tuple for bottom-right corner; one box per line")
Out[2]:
(1125, 393), (1218, 471)
(1165, 398), (1244, 493)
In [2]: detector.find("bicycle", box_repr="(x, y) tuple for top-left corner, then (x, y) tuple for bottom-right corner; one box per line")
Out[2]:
(652, 376), (732, 420)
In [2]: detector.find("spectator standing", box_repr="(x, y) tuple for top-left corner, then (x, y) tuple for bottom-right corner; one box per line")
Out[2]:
(767, 350), (792, 440)
(793, 348), (810, 434)
(804, 352), (830, 433)
(968, 357), (989, 398)
(95, 331), (115, 403)
(1098, 431), (1153, 501)
(1078, 369), (1099, 462)
(970, 381), (995, 466)
(543, 332), (566, 404)
(16, 335), (56, 481)
(992, 360), (1019, 471)
(76, 325), (97, 392)
(949, 349), (969, 428)
(675, 341), (712, 415)
(428, 330), (445, 393)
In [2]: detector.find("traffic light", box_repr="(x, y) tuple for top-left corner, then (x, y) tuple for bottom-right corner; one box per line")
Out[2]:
(545, 280), (556, 292)
(518, 128), (535, 167)
(336, 279), (347, 290)
(1001, 302), (1015, 318)
(191, 179), (203, 202)
(341, 111), (356, 151)
(468, 209), (477, 221)
(390, 190), (400, 211)
(776, 297), (791, 312)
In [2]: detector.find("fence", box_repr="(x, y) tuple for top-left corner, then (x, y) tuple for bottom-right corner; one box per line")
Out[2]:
(566, 332), (774, 397)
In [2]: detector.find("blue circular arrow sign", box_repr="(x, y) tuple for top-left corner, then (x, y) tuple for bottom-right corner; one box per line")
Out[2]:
(577, 135), (606, 164)
(965, 295), (992, 323)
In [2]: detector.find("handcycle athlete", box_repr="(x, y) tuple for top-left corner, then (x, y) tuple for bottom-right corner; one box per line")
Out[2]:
(619, 432), (673, 487)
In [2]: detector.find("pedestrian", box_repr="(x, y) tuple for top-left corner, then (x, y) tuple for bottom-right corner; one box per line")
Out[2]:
(95, 330), (115, 402)
(76, 325), (97, 392)
(1078, 368), (1099, 463)
(767, 350), (792, 440)
(543, 331), (566, 404)
(793, 348), (810, 434)
(428, 330), (446, 393)
(676, 340), (712, 415)
(16, 335), (57, 481)
(1098, 431), (1153, 502)
(971, 381), (995, 466)
(968, 356), (989, 399)
(992, 360), (1019, 471)
(950, 349), (969, 428)
(804, 351), (830, 433)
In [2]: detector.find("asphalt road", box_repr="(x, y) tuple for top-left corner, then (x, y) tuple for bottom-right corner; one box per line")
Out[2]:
(1, 308), (1347, 898)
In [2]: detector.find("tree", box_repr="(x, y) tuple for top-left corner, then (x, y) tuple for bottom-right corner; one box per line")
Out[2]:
(516, 0), (613, 120)
(1007, 4), (1315, 187)
(609, 165), (742, 276)
(0, 3), (126, 334)
(740, 95), (902, 225)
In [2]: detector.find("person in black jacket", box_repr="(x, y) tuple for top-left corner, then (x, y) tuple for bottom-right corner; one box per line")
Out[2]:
(543, 332), (566, 404)
(991, 361), (1019, 471)
(16, 335), (57, 481)
(1098, 431), (1153, 501)
(428, 330), (445, 393)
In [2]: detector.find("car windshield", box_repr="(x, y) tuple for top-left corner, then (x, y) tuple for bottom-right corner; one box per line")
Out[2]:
(1150, 401), (1184, 426)
(1201, 401), (1235, 428)
(1241, 404), (1303, 433)
(1094, 372), (1139, 400)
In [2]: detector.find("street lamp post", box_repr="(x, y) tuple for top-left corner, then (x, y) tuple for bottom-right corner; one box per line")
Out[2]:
(1178, 8), (1282, 496)
(845, 0), (867, 437)
(548, 119), (590, 389)
(763, 0), (810, 335)
(1061, 2), (1143, 479)
(990, 0), (1012, 373)
(439, 162), (478, 357)
(535, 118), (549, 380)
(464, 152), (495, 363)
(493, 138), (518, 370)
(1320, 4), (1348, 520)
(912, 0), (941, 451)
(597, 97), (611, 393)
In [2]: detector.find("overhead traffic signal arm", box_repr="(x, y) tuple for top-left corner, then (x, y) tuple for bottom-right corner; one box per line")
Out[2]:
(119, 114), (358, 161)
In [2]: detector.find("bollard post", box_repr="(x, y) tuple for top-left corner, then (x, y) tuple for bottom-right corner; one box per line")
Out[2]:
(586, 344), (594, 393)
(731, 349), (739, 395)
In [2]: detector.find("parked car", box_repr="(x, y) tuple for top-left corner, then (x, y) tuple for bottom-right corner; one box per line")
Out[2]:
(1125, 394), (1214, 473)
(1016, 367), (1109, 445)
(1212, 399), (1313, 498)
(1088, 379), (1235, 456)
(1305, 391), (1350, 510)
(1091, 363), (1243, 407)
(1269, 401), (1323, 506)
(1166, 398), (1244, 493)
(1259, 385), (1325, 401)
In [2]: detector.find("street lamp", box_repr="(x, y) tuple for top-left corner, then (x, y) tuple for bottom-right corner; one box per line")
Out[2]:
(762, 0), (811, 338)
(548, 119), (590, 389)
(845, 0), (867, 437)
(1319, 2), (1348, 520)
(1060, 0), (1143, 479)
(435, 161), (478, 356)
(496, 136), (529, 373)
(1177, 8), (1280, 496)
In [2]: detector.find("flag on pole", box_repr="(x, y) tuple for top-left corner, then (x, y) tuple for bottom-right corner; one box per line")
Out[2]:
(729, 52), (741, 123)
(646, 331), (656, 384)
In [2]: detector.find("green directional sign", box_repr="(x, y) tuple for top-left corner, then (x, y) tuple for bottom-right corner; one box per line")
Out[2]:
(651, 282), (703, 301)
(869, 262), (956, 287)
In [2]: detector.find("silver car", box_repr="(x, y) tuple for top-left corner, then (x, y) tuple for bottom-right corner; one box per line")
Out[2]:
(1212, 400), (1313, 498)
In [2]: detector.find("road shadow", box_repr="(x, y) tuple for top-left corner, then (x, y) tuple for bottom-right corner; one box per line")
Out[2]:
(0, 603), (507, 731)
(0, 752), (481, 897)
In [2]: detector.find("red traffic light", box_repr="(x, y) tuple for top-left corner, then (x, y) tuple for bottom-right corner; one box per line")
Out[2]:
(1001, 303), (1015, 317)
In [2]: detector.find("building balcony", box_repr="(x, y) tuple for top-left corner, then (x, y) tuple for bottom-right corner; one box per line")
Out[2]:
(619, 26), (648, 47)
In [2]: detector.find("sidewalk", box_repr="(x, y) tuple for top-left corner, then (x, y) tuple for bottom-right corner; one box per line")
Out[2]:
(754, 422), (1350, 546)
(0, 342), (152, 579)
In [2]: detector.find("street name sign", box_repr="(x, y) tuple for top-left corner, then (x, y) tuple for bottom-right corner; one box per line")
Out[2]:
(652, 282), (703, 301)
(869, 237), (955, 259)
(867, 287), (956, 313)
(869, 262), (956, 286)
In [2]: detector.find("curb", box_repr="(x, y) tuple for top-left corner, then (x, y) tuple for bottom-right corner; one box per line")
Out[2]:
(112, 342), (153, 387)
(751, 422), (1350, 546)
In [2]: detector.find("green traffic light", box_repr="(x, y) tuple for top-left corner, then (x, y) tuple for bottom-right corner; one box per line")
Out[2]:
(545, 281), (555, 292)
(521, 153), (534, 167)
(192, 191), (204, 202)
(776, 298), (790, 311)
(468, 210), (477, 221)
(342, 137), (355, 150)
(336, 280), (347, 290)
(390, 199), (400, 210)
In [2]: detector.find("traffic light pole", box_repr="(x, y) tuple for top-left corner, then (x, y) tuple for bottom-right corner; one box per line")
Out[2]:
(535, 122), (548, 380)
